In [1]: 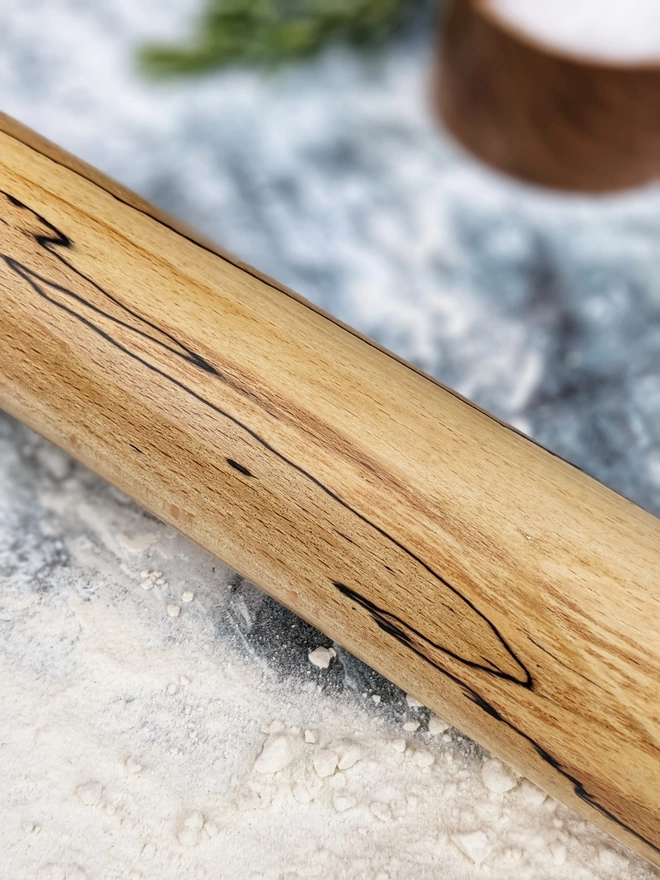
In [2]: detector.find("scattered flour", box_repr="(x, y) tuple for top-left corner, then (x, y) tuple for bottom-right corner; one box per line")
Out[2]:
(335, 742), (362, 770)
(481, 758), (518, 794)
(75, 782), (103, 807)
(254, 735), (295, 774)
(411, 749), (435, 769)
(452, 830), (493, 865)
(3, 436), (649, 879)
(520, 778), (547, 807)
(487, 0), (660, 62)
(308, 646), (336, 668)
(371, 801), (393, 822)
(140, 570), (160, 590)
(125, 756), (143, 775)
(177, 812), (206, 848)
(313, 749), (339, 778)
(332, 793), (357, 813)
(429, 714), (451, 735)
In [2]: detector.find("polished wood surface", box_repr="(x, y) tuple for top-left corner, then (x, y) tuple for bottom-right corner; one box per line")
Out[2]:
(437, 0), (660, 191)
(0, 113), (659, 865)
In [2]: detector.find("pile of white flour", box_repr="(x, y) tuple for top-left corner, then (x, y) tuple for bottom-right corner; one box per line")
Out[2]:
(1, 422), (655, 880)
(488, 0), (660, 62)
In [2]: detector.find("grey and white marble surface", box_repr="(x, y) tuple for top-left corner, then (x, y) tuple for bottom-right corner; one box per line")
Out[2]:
(1, 1), (659, 874)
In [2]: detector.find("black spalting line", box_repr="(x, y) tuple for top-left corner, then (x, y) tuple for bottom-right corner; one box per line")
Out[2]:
(2, 194), (220, 378)
(226, 458), (253, 477)
(335, 582), (526, 685)
(1, 193), (654, 856)
(129, 444), (143, 454)
(3, 131), (594, 479)
(1, 194), (527, 685)
(334, 530), (354, 544)
(334, 580), (658, 856)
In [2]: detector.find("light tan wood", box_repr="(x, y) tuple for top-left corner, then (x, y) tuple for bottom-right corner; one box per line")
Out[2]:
(0, 113), (659, 866)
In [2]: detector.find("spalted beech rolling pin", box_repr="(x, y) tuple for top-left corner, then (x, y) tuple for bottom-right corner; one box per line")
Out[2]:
(1, 113), (659, 867)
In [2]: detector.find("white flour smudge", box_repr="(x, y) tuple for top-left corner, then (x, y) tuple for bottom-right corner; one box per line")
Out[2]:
(0, 426), (654, 879)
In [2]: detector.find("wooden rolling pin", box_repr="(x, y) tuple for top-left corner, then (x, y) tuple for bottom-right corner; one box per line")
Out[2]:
(0, 113), (659, 867)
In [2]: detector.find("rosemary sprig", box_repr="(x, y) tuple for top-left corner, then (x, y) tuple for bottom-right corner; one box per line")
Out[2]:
(139, 0), (408, 76)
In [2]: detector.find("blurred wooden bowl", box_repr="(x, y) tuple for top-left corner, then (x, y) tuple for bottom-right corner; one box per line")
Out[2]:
(435, 0), (660, 192)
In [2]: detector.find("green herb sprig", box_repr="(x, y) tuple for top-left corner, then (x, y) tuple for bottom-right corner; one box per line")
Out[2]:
(139, 0), (408, 76)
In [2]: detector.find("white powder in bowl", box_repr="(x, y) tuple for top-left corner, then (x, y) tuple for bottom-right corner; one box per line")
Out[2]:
(487, 0), (660, 62)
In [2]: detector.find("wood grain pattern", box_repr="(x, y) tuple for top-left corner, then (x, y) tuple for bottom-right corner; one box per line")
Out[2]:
(436, 0), (660, 192)
(1, 113), (659, 866)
